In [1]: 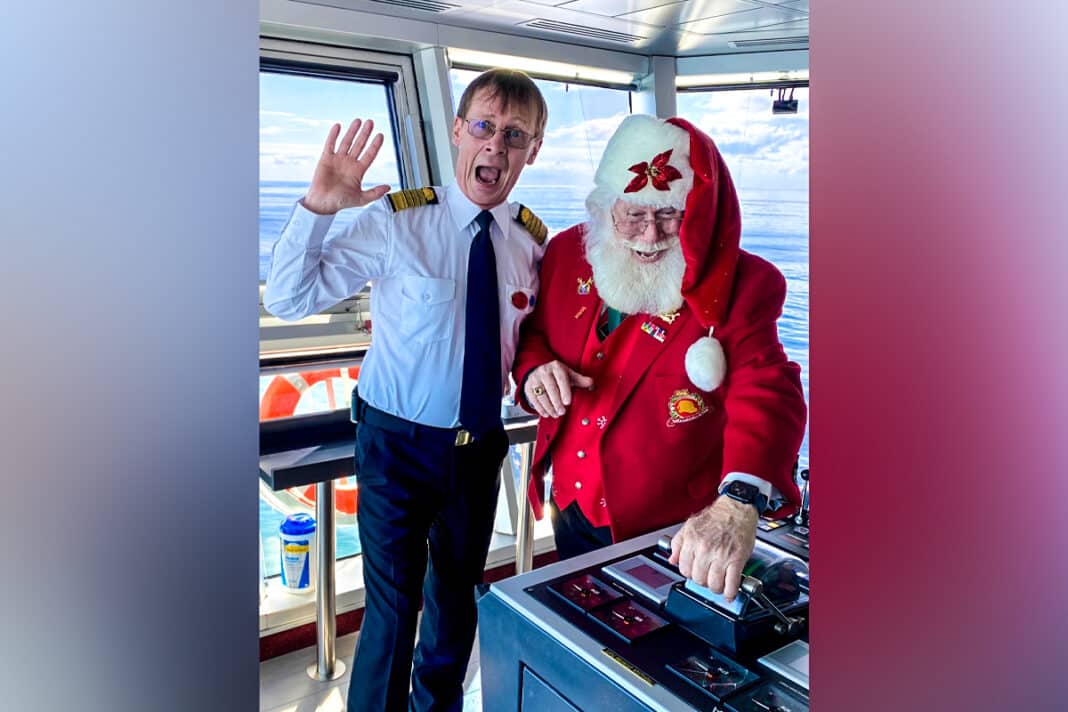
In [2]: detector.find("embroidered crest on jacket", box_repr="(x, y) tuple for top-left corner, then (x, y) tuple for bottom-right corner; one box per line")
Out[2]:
(666, 389), (708, 427)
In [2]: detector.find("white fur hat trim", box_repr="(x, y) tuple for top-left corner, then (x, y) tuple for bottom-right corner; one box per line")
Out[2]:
(685, 332), (726, 392)
(594, 115), (693, 210)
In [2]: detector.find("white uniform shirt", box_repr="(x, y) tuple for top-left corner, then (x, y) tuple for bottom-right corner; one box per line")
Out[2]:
(264, 184), (544, 428)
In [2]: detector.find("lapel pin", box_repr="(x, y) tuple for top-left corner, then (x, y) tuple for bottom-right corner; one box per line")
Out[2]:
(657, 310), (679, 324)
(640, 321), (667, 343)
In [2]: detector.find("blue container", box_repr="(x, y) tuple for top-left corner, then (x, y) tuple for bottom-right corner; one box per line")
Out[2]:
(279, 513), (317, 593)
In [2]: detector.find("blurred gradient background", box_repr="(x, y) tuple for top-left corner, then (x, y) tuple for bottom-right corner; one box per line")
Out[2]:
(811, 1), (1068, 709)
(1, 1), (259, 710)
(2, 1), (1067, 710)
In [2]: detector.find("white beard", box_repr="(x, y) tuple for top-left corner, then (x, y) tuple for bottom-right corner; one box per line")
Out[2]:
(584, 218), (686, 316)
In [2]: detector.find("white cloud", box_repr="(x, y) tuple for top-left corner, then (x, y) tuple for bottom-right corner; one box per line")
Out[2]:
(260, 141), (398, 183)
(289, 117), (339, 129)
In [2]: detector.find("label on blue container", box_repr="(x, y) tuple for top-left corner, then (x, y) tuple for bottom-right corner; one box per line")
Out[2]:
(280, 514), (316, 591)
(281, 538), (311, 589)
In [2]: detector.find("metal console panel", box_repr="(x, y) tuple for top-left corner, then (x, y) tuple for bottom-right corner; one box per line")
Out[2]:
(480, 529), (686, 712)
(478, 526), (809, 712)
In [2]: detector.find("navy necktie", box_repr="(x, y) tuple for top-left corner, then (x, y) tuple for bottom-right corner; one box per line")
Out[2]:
(459, 210), (502, 438)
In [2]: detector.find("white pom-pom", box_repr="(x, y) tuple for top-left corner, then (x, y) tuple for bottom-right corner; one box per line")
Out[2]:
(685, 334), (726, 391)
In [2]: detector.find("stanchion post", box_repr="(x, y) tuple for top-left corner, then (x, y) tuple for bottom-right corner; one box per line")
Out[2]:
(307, 479), (346, 681)
(514, 442), (535, 574)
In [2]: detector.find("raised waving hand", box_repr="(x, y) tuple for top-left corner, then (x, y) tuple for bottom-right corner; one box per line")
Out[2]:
(302, 119), (392, 215)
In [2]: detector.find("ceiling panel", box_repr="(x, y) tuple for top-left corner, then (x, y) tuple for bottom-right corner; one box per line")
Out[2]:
(681, 5), (807, 34)
(291, 0), (809, 56)
(620, 0), (758, 27)
(298, 0), (472, 18)
(491, 0), (665, 37)
(561, 0), (687, 17)
(731, 17), (808, 34)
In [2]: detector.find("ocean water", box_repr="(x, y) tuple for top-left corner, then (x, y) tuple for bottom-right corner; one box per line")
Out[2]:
(259, 182), (809, 574)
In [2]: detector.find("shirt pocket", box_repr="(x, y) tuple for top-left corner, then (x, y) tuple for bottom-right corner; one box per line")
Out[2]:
(399, 276), (456, 344)
(503, 283), (537, 344)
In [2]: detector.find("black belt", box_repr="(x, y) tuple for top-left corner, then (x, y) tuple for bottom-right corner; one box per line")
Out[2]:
(351, 393), (478, 447)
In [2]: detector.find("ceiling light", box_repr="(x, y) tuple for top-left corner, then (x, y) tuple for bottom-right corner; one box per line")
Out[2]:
(447, 48), (636, 87)
(676, 69), (809, 89)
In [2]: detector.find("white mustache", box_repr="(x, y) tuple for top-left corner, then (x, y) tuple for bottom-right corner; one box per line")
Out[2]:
(584, 220), (685, 316)
(619, 237), (679, 253)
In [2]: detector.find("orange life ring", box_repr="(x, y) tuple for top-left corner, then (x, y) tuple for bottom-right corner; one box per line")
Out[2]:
(291, 476), (359, 518)
(260, 366), (361, 516)
(259, 366), (361, 421)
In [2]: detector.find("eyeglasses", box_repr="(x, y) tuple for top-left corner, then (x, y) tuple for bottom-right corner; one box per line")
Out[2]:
(612, 209), (685, 237)
(461, 118), (537, 149)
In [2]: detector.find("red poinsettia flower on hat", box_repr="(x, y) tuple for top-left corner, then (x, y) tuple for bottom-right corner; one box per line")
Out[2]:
(623, 149), (683, 193)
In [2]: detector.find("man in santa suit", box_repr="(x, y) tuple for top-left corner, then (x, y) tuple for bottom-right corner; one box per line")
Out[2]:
(512, 114), (806, 602)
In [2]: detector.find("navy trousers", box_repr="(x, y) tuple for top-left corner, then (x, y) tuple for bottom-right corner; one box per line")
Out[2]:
(346, 409), (508, 712)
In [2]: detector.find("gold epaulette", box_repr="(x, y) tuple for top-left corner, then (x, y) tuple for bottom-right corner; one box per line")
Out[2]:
(514, 204), (547, 245)
(386, 187), (439, 213)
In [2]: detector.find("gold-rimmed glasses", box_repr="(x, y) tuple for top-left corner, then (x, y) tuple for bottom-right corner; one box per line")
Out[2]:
(461, 118), (536, 149)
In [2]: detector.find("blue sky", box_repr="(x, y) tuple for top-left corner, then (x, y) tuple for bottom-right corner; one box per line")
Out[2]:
(259, 73), (400, 185)
(259, 70), (808, 193)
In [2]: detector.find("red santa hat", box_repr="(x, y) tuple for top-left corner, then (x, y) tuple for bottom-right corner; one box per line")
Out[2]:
(594, 114), (742, 391)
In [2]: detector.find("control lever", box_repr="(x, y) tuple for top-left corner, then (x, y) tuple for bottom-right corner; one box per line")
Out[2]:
(740, 576), (805, 636)
(794, 468), (810, 528)
(659, 533), (805, 634)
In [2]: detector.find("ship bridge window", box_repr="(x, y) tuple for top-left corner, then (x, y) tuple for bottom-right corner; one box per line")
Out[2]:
(257, 39), (431, 583)
(258, 39), (429, 420)
(677, 86), (810, 468)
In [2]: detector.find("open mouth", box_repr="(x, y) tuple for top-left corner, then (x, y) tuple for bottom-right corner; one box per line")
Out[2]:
(622, 238), (676, 263)
(630, 247), (665, 263)
(475, 166), (501, 185)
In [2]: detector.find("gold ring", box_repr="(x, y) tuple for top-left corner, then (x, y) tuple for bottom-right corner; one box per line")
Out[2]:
(532, 385), (546, 396)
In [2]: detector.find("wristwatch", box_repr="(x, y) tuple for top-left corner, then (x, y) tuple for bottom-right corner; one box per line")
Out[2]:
(721, 480), (769, 516)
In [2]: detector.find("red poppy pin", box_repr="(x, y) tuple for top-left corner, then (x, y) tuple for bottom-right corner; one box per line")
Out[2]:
(624, 149), (683, 193)
(511, 291), (531, 309)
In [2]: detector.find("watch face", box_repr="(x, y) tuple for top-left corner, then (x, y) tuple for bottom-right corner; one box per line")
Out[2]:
(728, 481), (757, 501)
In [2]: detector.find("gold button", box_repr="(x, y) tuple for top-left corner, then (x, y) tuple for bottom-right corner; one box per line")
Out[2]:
(575, 481), (583, 489)
(577, 450), (586, 458)
(581, 418), (590, 426)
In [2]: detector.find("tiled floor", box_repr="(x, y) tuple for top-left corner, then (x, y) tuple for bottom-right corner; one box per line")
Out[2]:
(259, 629), (483, 712)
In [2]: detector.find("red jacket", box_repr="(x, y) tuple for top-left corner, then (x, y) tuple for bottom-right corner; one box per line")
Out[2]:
(512, 224), (806, 542)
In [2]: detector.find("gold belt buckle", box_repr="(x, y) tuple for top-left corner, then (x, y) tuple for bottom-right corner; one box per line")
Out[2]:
(454, 429), (474, 447)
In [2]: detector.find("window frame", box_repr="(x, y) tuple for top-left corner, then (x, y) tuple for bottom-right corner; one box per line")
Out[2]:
(258, 38), (431, 361)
